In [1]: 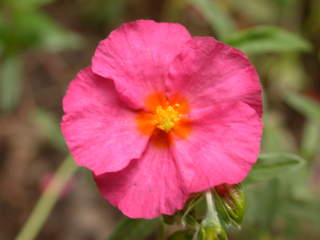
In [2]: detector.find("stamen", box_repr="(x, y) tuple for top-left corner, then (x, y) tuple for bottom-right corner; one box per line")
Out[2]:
(152, 105), (182, 132)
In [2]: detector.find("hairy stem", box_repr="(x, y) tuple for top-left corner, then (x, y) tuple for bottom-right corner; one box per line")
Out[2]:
(15, 156), (78, 240)
(204, 191), (220, 225)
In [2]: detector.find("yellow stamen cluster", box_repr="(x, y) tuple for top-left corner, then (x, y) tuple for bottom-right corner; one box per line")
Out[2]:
(152, 104), (181, 132)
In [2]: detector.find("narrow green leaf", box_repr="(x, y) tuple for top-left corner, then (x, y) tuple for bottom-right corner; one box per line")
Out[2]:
(231, 0), (278, 23)
(224, 26), (311, 55)
(6, 10), (79, 53)
(107, 218), (161, 240)
(247, 153), (305, 182)
(0, 56), (23, 113)
(181, 195), (202, 227)
(300, 120), (320, 160)
(188, 0), (236, 39)
(15, 11), (82, 52)
(285, 93), (320, 121)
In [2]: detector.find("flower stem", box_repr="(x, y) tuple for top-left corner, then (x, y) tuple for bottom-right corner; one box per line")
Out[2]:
(15, 156), (78, 240)
(204, 191), (220, 225)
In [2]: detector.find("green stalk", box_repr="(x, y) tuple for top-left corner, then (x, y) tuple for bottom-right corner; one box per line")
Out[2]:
(198, 191), (228, 240)
(204, 191), (220, 225)
(15, 156), (78, 240)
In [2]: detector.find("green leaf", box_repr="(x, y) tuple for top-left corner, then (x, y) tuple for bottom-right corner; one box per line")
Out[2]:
(180, 195), (202, 227)
(224, 26), (311, 55)
(0, 56), (23, 113)
(107, 218), (161, 240)
(284, 93), (320, 121)
(188, 0), (236, 39)
(246, 153), (305, 182)
(231, 0), (278, 23)
(15, 11), (82, 52)
(300, 120), (320, 160)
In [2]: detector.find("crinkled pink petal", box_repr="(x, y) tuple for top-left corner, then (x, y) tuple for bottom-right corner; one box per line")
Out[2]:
(92, 19), (192, 109)
(171, 102), (262, 193)
(94, 144), (188, 219)
(61, 67), (149, 175)
(167, 37), (262, 117)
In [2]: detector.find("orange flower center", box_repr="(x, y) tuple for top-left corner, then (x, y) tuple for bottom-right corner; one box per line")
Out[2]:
(136, 93), (191, 147)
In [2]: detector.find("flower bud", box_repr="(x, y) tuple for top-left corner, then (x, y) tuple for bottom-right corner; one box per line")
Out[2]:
(213, 184), (246, 228)
(198, 225), (228, 240)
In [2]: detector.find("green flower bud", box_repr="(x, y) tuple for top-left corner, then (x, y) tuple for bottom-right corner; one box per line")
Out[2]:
(198, 225), (228, 240)
(213, 184), (246, 228)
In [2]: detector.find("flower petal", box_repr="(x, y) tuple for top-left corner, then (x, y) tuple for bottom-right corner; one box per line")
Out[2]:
(92, 20), (192, 109)
(167, 37), (262, 117)
(94, 144), (187, 219)
(171, 102), (262, 193)
(61, 67), (148, 175)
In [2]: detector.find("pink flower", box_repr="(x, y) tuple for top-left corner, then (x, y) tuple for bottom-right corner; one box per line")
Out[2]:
(61, 20), (262, 219)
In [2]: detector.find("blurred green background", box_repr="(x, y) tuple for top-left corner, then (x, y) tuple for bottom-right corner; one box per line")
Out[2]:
(1, 0), (320, 239)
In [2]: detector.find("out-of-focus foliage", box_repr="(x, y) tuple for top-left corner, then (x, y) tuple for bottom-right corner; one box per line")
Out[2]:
(0, 57), (22, 112)
(107, 218), (161, 240)
(0, 0), (80, 56)
(285, 93), (320, 121)
(0, 0), (81, 113)
(246, 153), (305, 182)
(103, 0), (320, 239)
(189, 0), (236, 38)
(225, 26), (311, 55)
